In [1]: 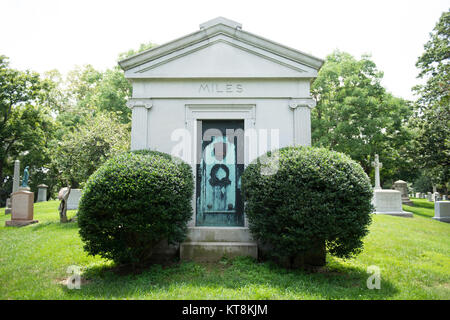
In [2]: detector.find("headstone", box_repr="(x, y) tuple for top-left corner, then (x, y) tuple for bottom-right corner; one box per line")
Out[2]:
(5, 198), (11, 214)
(432, 201), (450, 223)
(427, 192), (433, 202)
(36, 184), (48, 202)
(433, 192), (441, 202)
(372, 190), (412, 217)
(67, 189), (82, 210)
(443, 195), (448, 201)
(5, 190), (38, 226)
(415, 192), (420, 198)
(393, 180), (413, 206)
(371, 154), (382, 190)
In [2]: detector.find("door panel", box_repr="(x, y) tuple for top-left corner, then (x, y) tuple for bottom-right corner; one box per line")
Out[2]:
(196, 120), (244, 227)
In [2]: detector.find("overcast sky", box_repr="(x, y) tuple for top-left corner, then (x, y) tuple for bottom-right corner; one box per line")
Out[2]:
(1, 0), (448, 100)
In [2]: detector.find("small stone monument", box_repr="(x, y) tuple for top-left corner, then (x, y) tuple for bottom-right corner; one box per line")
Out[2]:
(415, 192), (420, 198)
(13, 160), (20, 193)
(372, 154), (382, 191)
(427, 192), (433, 202)
(37, 184), (48, 202)
(6, 190), (38, 226)
(6, 160), (21, 214)
(393, 180), (413, 206)
(371, 154), (412, 217)
(432, 201), (450, 223)
(6, 165), (38, 226)
(67, 189), (82, 210)
(5, 198), (11, 214)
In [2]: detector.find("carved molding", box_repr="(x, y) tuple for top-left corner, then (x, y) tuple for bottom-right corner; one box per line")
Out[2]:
(288, 98), (316, 110)
(126, 99), (153, 110)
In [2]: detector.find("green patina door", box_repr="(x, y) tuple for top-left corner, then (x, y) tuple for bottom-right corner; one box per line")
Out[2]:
(196, 120), (245, 227)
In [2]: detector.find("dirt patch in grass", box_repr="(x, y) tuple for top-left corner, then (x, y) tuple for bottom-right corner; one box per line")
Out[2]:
(56, 277), (91, 287)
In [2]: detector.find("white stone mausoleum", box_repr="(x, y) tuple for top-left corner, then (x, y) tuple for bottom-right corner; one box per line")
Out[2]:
(119, 17), (323, 261)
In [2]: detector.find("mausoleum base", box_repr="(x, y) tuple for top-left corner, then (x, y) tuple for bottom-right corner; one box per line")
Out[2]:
(372, 189), (413, 217)
(180, 227), (258, 262)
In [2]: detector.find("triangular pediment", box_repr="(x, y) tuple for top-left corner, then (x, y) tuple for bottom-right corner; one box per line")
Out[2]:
(120, 17), (323, 79)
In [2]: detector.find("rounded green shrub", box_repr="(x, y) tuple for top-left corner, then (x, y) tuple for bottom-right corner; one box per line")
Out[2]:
(241, 146), (373, 263)
(78, 150), (193, 266)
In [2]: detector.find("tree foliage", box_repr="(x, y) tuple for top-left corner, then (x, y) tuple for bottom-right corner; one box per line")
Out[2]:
(0, 55), (56, 205)
(311, 50), (415, 185)
(78, 150), (193, 267)
(118, 41), (157, 61)
(412, 10), (450, 192)
(51, 113), (130, 188)
(242, 146), (373, 265)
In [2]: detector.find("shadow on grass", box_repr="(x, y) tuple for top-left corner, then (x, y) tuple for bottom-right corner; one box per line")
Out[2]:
(31, 220), (79, 231)
(62, 256), (398, 300)
(410, 199), (435, 209)
(403, 205), (434, 219)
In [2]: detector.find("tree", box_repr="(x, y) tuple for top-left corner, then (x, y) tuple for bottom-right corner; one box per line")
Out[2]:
(51, 113), (130, 189)
(91, 67), (132, 124)
(0, 55), (55, 206)
(47, 42), (157, 197)
(118, 41), (157, 61)
(412, 10), (450, 193)
(311, 50), (415, 186)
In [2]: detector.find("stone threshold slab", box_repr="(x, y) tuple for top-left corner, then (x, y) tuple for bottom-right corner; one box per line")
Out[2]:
(180, 241), (258, 262)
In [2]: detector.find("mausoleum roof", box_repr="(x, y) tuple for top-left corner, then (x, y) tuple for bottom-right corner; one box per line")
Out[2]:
(118, 17), (324, 78)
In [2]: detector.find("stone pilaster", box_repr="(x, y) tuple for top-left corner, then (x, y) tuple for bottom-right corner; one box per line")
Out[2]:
(289, 98), (316, 146)
(127, 99), (153, 151)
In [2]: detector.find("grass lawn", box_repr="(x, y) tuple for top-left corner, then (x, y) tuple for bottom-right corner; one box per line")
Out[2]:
(0, 200), (449, 300)
(403, 198), (436, 218)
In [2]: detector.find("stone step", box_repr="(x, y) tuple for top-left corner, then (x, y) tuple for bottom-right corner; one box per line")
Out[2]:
(180, 241), (258, 262)
(185, 227), (254, 242)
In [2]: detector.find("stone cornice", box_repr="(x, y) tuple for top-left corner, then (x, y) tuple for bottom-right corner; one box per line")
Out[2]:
(126, 99), (153, 110)
(118, 18), (324, 72)
(288, 98), (316, 109)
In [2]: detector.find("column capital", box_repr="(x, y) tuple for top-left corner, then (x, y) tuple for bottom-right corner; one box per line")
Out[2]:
(289, 98), (316, 110)
(126, 99), (153, 110)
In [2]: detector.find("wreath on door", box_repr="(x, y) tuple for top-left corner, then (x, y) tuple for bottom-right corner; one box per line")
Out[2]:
(209, 164), (231, 187)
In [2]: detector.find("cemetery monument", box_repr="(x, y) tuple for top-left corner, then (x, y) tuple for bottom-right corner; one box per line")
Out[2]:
(37, 184), (48, 202)
(371, 155), (412, 217)
(6, 165), (38, 226)
(433, 201), (450, 223)
(5, 159), (20, 214)
(393, 180), (413, 206)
